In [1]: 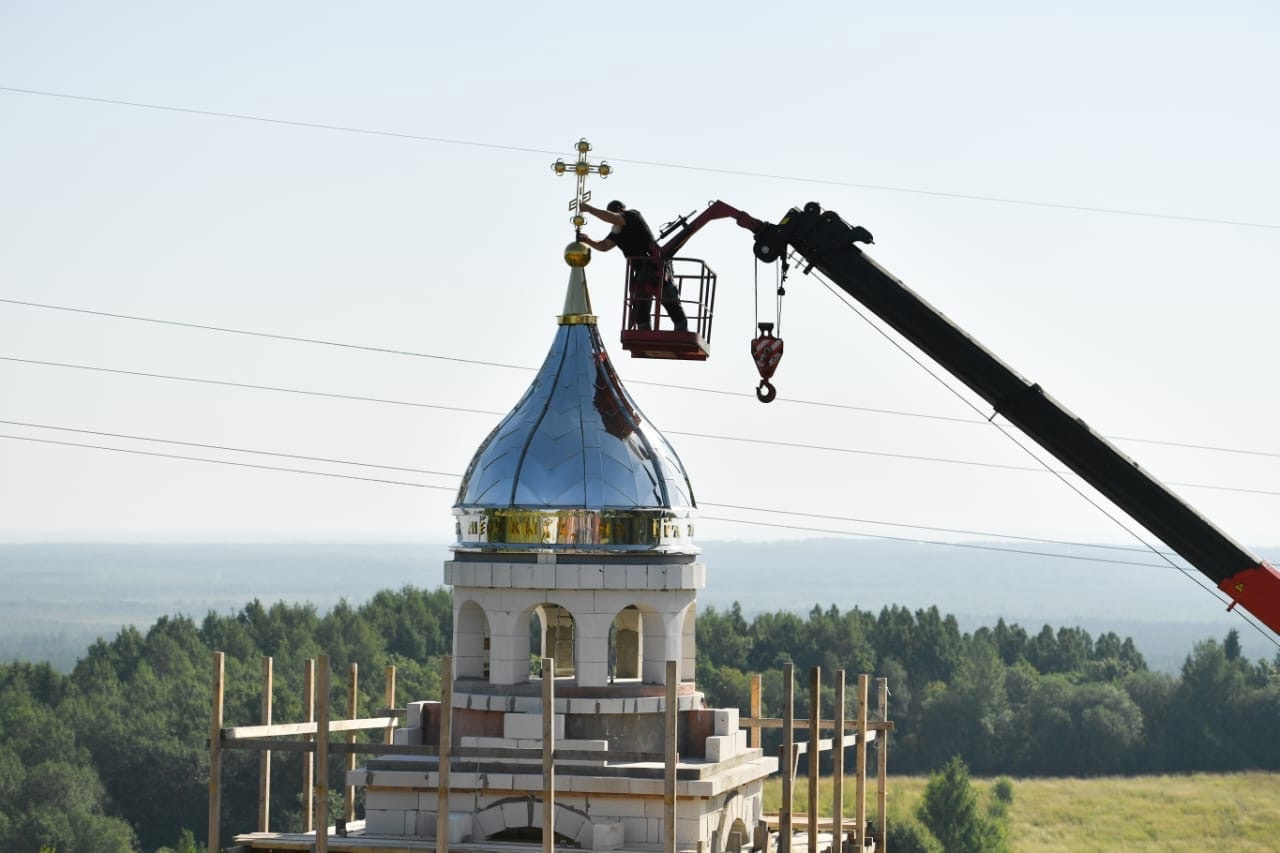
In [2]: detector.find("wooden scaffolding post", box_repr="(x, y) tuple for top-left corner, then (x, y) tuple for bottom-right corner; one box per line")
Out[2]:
(833, 670), (845, 853)
(345, 662), (358, 823)
(385, 664), (397, 745)
(664, 659), (678, 853)
(854, 674), (868, 849)
(877, 677), (889, 853)
(780, 661), (794, 853)
(436, 656), (453, 853)
(208, 651), (224, 853)
(808, 666), (820, 853)
(316, 655), (331, 853)
(749, 672), (762, 749)
(302, 658), (315, 832)
(259, 655), (273, 833)
(543, 657), (556, 853)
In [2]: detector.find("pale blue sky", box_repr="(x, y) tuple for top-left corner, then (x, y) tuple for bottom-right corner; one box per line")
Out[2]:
(2, 3), (1278, 572)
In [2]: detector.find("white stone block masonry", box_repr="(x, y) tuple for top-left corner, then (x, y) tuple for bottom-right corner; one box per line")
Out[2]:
(591, 822), (624, 851)
(504, 712), (565, 740)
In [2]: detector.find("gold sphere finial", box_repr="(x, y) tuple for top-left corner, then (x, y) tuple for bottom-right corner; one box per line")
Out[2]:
(564, 241), (591, 267)
(576, 138), (591, 153)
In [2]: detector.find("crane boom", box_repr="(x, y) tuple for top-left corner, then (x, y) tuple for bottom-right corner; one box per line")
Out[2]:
(730, 201), (1280, 634)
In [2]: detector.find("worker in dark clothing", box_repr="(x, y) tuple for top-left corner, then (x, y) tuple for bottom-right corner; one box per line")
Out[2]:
(580, 200), (689, 332)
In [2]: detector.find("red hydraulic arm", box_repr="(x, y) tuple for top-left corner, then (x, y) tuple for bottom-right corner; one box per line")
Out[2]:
(693, 199), (1280, 635)
(654, 200), (765, 260)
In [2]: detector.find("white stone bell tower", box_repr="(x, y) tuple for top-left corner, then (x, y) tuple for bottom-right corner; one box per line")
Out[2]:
(354, 168), (775, 851)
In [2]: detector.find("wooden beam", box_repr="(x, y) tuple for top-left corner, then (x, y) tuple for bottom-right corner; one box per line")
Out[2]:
(258, 656), (272, 833)
(877, 677), (889, 853)
(302, 658), (315, 833)
(316, 655), (330, 853)
(854, 674), (868, 849)
(832, 670), (844, 853)
(208, 651), (224, 853)
(385, 665), (397, 746)
(436, 656), (453, 853)
(741, 717), (893, 732)
(748, 717), (814, 730)
(224, 717), (398, 739)
(764, 815), (845, 829)
(749, 673), (762, 749)
(664, 659), (678, 853)
(808, 666), (820, 853)
(345, 663), (358, 823)
(790, 731), (875, 756)
(221, 739), (671, 763)
(543, 658), (555, 853)
(780, 661), (793, 853)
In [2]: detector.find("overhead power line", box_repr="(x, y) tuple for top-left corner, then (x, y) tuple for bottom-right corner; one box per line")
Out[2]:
(0, 355), (506, 417)
(0, 433), (454, 490)
(3, 84), (1273, 640)
(671, 429), (1047, 474)
(7, 352), (1279, 499)
(15, 425), (1274, 650)
(0, 430), (1185, 571)
(699, 501), (1174, 557)
(0, 418), (461, 477)
(697, 516), (1182, 570)
(0, 416), (1173, 557)
(5, 296), (1280, 462)
(0, 298), (533, 373)
(0, 86), (557, 158)
(3, 86), (1278, 231)
(11, 423), (1273, 650)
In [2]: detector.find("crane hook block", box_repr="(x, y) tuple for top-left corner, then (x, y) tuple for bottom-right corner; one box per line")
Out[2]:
(751, 324), (784, 403)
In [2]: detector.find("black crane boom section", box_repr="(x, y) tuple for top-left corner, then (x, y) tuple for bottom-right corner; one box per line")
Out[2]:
(746, 202), (1280, 633)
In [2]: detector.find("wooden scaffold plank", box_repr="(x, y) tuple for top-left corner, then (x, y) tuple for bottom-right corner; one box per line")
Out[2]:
(209, 651), (225, 853)
(259, 655), (273, 833)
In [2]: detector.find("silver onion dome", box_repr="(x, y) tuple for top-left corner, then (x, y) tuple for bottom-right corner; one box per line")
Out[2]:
(453, 257), (696, 553)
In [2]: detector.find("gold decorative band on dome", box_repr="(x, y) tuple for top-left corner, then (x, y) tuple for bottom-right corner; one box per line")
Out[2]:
(453, 507), (695, 552)
(558, 313), (598, 325)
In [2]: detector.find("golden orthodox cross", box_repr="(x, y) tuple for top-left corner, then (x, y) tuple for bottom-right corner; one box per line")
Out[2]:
(552, 138), (612, 228)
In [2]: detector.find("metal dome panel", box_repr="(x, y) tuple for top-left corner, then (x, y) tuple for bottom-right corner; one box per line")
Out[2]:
(456, 320), (695, 513)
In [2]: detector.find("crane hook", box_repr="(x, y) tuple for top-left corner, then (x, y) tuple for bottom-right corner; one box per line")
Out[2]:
(750, 323), (784, 404)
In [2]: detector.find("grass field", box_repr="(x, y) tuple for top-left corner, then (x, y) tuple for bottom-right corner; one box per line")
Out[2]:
(763, 772), (1280, 851)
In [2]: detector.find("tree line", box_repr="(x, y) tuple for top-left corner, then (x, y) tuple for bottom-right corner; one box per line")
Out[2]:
(697, 602), (1280, 776)
(0, 586), (451, 852)
(2, 587), (1278, 851)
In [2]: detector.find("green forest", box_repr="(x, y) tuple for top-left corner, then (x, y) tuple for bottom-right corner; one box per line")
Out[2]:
(1, 586), (1278, 852)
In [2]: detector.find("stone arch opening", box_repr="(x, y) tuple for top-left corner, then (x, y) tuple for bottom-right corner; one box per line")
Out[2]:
(532, 602), (576, 678)
(476, 799), (590, 845)
(488, 827), (577, 844)
(455, 599), (490, 681)
(609, 605), (642, 681)
(724, 817), (749, 852)
(714, 791), (758, 853)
